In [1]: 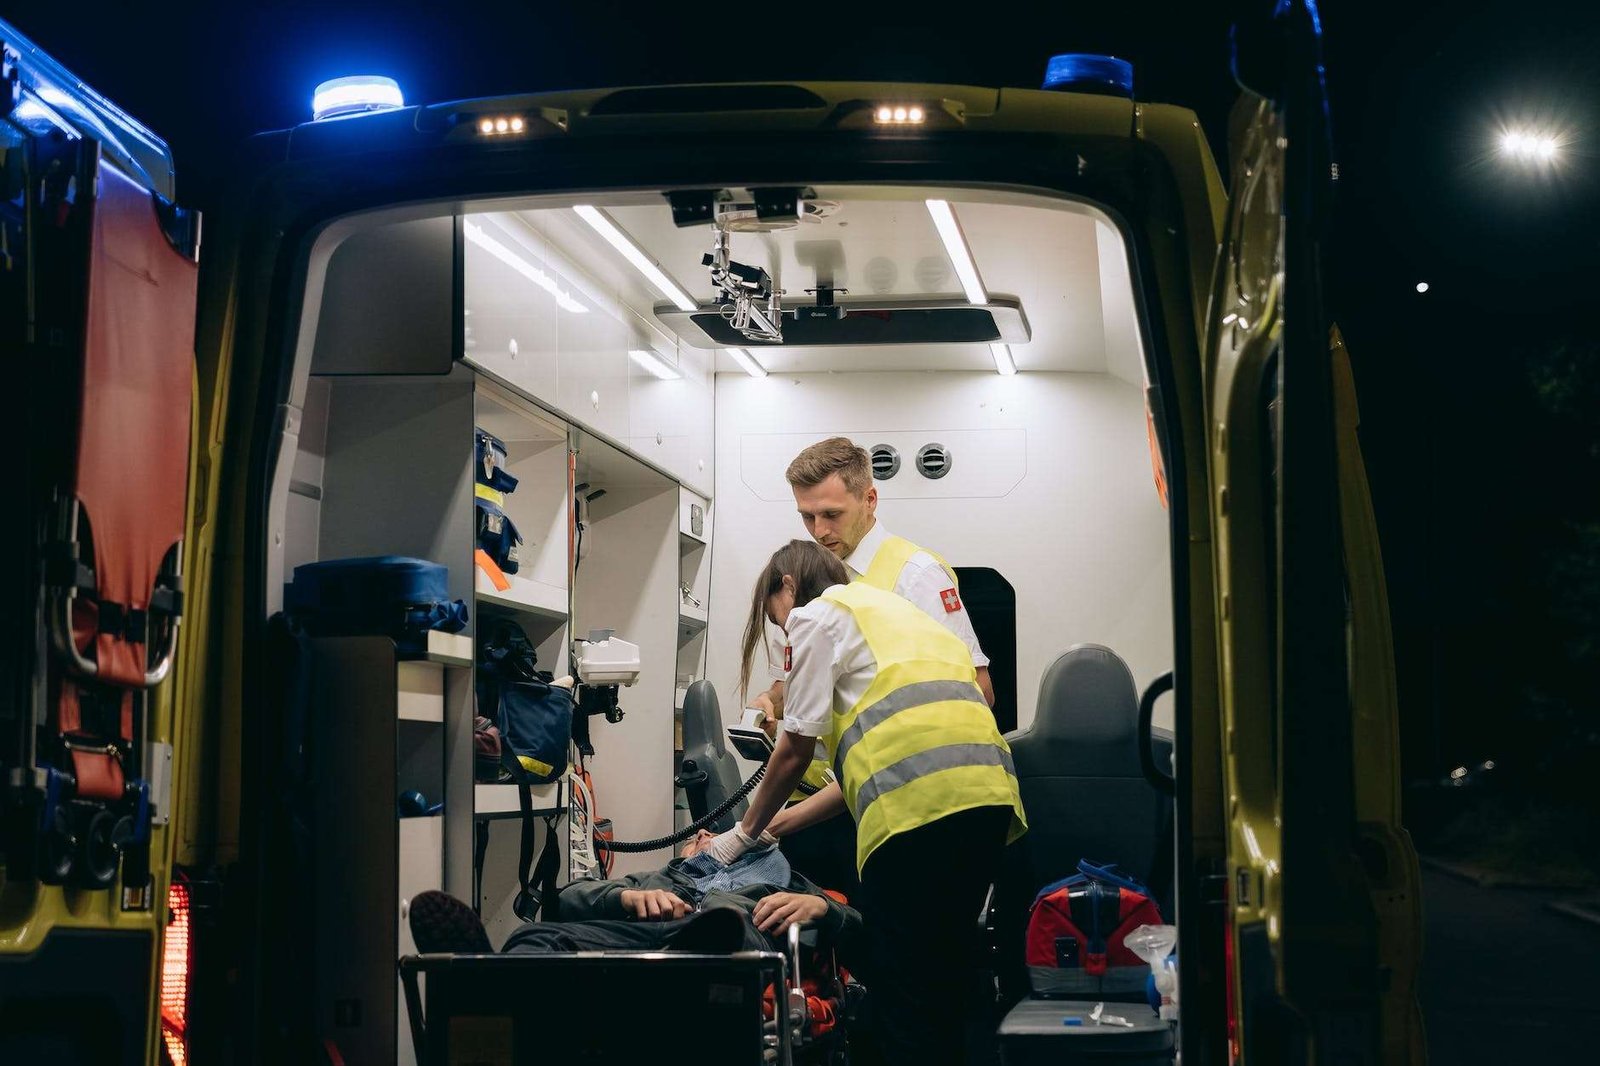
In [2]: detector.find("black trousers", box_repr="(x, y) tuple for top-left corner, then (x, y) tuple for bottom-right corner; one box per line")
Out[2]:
(855, 805), (1013, 1066)
(780, 809), (861, 899)
(500, 905), (769, 955)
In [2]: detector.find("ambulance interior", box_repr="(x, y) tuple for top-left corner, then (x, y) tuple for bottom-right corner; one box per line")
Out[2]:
(273, 184), (1178, 1061)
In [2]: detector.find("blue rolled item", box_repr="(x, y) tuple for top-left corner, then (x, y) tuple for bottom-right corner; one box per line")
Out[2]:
(285, 556), (468, 655)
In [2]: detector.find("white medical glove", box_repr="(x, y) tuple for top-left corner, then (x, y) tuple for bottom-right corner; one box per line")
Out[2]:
(707, 824), (760, 865)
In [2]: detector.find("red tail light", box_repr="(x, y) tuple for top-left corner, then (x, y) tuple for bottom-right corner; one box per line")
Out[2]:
(1224, 906), (1239, 1064)
(160, 878), (193, 1066)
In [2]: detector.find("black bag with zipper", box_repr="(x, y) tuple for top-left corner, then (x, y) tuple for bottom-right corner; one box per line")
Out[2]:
(475, 616), (572, 920)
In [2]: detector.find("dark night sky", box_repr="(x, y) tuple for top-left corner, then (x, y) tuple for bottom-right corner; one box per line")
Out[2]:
(14, 1), (1599, 777)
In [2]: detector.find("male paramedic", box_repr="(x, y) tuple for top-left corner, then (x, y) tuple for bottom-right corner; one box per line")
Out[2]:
(746, 437), (994, 893)
(751, 435), (993, 725)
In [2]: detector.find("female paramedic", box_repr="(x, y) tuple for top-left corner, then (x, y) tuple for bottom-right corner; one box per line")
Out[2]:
(708, 540), (1027, 1066)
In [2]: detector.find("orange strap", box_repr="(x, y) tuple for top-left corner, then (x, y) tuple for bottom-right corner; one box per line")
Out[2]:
(474, 548), (511, 591)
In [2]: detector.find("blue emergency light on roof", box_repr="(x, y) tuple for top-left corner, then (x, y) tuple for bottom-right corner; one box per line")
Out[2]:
(312, 75), (404, 121)
(1041, 54), (1134, 97)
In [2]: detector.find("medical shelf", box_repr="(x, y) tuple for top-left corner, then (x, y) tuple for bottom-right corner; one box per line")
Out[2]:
(677, 604), (708, 643)
(474, 570), (568, 622)
(414, 629), (473, 666)
(473, 780), (564, 819)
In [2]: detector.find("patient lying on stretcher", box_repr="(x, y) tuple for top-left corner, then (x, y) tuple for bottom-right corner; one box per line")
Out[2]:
(409, 829), (860, 956)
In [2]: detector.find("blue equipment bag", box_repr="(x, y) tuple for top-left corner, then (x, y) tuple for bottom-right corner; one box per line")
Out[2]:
(284, 556), (468, 655)
(476, 428), (520, 494)
(476, 616), (570, 784)
(474, 497), (523, 575)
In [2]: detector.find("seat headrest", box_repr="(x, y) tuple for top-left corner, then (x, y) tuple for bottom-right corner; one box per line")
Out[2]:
(1009, 643), (1141, 777)
(679, 679), (727, 757)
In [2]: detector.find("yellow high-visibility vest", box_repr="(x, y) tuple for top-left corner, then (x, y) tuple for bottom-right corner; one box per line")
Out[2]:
(820, 581), (1025, 872)
(858, 534), (957, 593)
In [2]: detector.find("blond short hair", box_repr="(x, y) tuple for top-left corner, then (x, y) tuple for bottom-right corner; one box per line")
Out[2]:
(785, 437), (871, 495)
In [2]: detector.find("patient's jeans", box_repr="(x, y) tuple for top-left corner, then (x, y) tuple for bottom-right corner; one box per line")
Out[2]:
(501, 905), (769, 955)
(856, 805), (1013, 1066)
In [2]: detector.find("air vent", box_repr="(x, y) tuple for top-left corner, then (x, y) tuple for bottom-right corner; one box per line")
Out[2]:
(915, 443), (952, 480)
(870, 445), (900, 481)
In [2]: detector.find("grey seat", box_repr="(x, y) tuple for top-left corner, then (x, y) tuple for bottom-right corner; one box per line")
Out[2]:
(1005, 644), (1169, 896)
(992, 646), (1177, 1062)
(677, 680), (747, 833)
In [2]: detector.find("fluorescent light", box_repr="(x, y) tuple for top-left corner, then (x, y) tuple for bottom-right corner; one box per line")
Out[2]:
(573, 205), (698, 312)
(463, 219), (588, 314)
(629, 348), (682, 380)
(990, 343), (1017, 376)
(725, 347), (768, 378)
(925, 199), (988, 305)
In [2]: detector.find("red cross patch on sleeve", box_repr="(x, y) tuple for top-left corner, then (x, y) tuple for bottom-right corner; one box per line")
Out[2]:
(940, 588), (962, 613)
(784, 645), (792, 672)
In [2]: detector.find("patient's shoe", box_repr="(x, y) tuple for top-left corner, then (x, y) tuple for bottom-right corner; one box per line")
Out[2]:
(409, 890), (493, 954)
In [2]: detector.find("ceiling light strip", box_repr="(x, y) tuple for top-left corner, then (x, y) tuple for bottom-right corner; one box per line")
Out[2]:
(725, 347), (768, 379)
(463, 218), (588, 314)
(573, 205), (699, 312)
(628, 348), (683, 380)
(989, 343), (1018, 376)
(925, 199), (989, 306)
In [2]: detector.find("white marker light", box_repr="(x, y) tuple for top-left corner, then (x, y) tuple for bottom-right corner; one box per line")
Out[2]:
(510, 116), (525, 132)
(573, 205), (699, 312)
(1416, 281), (1429, 293)
(479, 118), (494, 134)
(1499, 127), (1562, 164)
(628, 348), (682, 380)
(873, 103), (927, 124)
(990, 343), (1018, 376)
(725, 347), (769, 378)
(312, 75), (404, 121)
(463, 219), (588, 314)
(925, 199), (989, 305)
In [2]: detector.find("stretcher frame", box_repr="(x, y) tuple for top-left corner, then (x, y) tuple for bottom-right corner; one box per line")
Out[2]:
(400, 947), (798, 1065)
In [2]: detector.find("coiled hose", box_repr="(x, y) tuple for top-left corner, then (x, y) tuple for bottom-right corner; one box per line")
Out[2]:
(596, 764), (768, 853)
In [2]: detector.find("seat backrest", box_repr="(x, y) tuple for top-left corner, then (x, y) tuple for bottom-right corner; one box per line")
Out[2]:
(1004, 643), (1168, 898)
(679, 680), (747, 832)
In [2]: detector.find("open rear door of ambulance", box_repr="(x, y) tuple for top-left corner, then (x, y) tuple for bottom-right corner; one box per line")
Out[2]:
(1, 18), (206, 1066)
(1204, 2), (1425, 1063)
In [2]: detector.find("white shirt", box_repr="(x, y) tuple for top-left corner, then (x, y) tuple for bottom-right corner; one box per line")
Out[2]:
(775, 591), (879, 763)
(766, 522), (988, 681)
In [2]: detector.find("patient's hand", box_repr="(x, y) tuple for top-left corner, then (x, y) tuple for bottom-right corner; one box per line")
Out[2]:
(620, 888), (691, 921)
(752, 892), (828, 936)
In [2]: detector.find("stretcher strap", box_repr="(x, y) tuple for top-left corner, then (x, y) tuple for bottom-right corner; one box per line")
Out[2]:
(69, 745), (126, 802)
(72, 162), (196, 686)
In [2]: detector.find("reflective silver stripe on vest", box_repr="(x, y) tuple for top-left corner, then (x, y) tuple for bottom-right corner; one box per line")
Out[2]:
(852, 742), (1017, 816)
(832, 679), (987, 779)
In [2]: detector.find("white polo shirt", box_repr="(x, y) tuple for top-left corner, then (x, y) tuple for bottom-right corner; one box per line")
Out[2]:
(774, 590), (878, 764)
(764, 522), (988, 682)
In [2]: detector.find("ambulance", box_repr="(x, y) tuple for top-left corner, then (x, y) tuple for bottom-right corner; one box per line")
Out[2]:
(1, 4), (1424, 1063)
